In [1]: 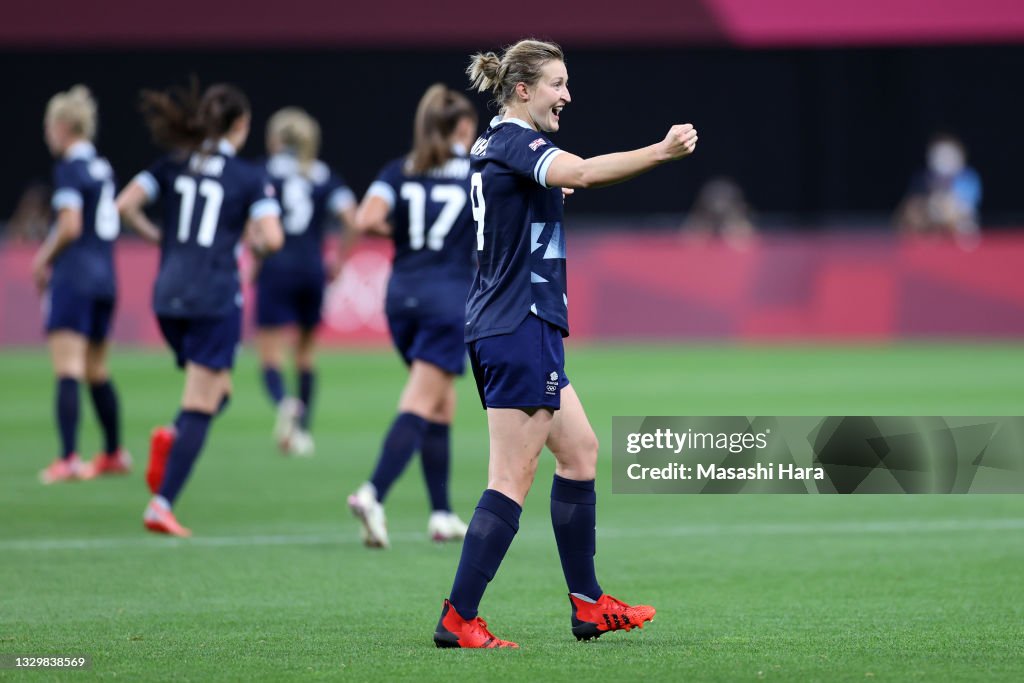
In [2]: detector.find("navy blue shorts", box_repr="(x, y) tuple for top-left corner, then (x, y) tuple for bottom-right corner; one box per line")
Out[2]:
(388, 312), (467, 376)
(255, 274), (324, 330)
(468, 314), (570, 410)
(158, 310), (241, 371)
(45, 285), (115, 342)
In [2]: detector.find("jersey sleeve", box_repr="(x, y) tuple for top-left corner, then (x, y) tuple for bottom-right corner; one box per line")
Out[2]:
(51, 162), (83, 211)
(500, 128), (565, 188)
(364, 160), (403, 212)
(132, 157), (168, 202)
(325, 172), (357, 215)
(248, 170), (281, 221)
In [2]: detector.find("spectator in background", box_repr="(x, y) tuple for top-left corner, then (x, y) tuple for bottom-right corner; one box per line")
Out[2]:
(895, 133), (981, 239)
(6, 183), (52, 243)
(682, 176), (756, 247)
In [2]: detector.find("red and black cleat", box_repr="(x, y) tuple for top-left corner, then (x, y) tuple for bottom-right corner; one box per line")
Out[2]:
(569, 593), (656, 641)
(434, 599), (519, 649)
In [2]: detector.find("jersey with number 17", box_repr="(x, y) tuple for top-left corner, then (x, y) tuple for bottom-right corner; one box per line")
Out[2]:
(133, 141), (280, 318)
(366, 154), (476, 319)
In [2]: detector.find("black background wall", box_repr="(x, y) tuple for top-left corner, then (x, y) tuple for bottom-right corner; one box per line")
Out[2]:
(4, 45), (1022, 227)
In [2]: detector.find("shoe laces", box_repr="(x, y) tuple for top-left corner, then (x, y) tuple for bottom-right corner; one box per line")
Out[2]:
(470, 617), (492, 636)
(469, 617), (512, 647)
(599, 595), (630, 611)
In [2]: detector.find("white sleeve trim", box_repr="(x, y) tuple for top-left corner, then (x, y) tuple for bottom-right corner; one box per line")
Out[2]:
(327, 187), (357, 214)
(133, 171), (159, 201)
(52, 188), (83, 211)
(534, 148), (564, 188)
(366, 181), (395, 210)
(249, 197), (281, 220)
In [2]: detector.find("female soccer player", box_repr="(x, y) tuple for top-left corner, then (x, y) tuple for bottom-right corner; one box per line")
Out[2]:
(255, 108), (357, 456)
(433, 40), (698, 648)
(347, 84), (478, 548)
(117, 81), (283, 537)
(34, 85), (130, 484)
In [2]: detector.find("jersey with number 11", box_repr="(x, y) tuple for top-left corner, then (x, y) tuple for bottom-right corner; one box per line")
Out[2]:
(133, 140), (279, 317)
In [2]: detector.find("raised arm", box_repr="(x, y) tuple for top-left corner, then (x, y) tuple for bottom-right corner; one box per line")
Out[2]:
(545, 124), (698, 190)
(115, 180), (162, 244)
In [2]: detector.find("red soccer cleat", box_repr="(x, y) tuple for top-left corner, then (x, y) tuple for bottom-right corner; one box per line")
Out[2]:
(434, 599), (519, 649)
(143, 498), (192, 538)
(146, 426), (175, 494)
(39, 454), (85, 484)
(569, 593), (656, 641)
(84, 449), (132, 479)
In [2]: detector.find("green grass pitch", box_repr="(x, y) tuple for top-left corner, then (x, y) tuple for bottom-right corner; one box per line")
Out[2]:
(2, 343), (1023, 681)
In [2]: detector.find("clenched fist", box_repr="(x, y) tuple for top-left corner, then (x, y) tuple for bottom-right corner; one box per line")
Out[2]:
(657, 124), (698, 162)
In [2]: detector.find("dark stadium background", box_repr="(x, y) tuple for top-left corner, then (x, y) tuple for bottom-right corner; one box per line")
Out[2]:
(2, 0), (1024, 227)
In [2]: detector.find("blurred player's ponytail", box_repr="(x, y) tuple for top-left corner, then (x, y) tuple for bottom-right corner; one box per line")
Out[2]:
(45, 84), (98, 140)
(407, 84), (477, 174)
(467, 39), (564, 112)
(267, 107), (321, 175)
(140, 79), (250, 152)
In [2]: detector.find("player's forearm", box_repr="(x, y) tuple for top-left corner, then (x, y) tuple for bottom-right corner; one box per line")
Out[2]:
(550, 146), (664, 190)
(248, 217), (284, 256)
(34, 233), (60, 268)
(38, 216), (82, 265)
(122, 208), (161, 244)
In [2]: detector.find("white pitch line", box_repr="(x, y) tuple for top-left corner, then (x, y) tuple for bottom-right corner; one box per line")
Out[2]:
(1, 518), (1023, 552)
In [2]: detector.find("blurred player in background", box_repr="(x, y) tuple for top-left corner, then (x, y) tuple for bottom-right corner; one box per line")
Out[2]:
(433, 40), (697, 649)
(895, 133), (982, 242)
(347, 84), (478, 548)
(255, 108), (357, 456)
(34, 85), (130, 484)
(682, 176), (756, 248)
(117, 81), (283, 536)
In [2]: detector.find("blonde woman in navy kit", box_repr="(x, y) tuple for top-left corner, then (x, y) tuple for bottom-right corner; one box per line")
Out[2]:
(35, 85), (130, 484)
(433, 39), (698, 648)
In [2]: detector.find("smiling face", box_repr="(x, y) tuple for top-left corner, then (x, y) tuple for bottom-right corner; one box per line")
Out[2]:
(520, 60), (571, 133)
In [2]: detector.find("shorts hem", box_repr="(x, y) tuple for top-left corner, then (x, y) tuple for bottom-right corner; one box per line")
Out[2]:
(483, 401), (560, 410)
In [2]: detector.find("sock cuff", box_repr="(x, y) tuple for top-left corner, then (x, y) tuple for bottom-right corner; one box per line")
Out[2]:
(425, 421), (450, 435)
(88, 379), (112, 390)
(58, 376), (79, 388)
(551, 474), (597, 505)
(179, 409), (214, 423)
(477, 489), (522, 532)
(396, 411), (429, 430)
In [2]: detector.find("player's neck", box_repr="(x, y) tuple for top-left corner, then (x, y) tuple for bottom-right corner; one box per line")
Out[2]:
(502, 106), (537, 131)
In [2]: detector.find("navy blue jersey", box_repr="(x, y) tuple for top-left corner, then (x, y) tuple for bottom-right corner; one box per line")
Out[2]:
(464, 117), (567, 341)
(50, 142), (119, 298)
(259, 153), (355, 279)
(366, 153), (476, 319)
(134, 140), (280, 317)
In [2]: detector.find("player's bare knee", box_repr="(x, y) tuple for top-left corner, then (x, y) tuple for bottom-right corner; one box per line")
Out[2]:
(85, 366), (108, 384)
